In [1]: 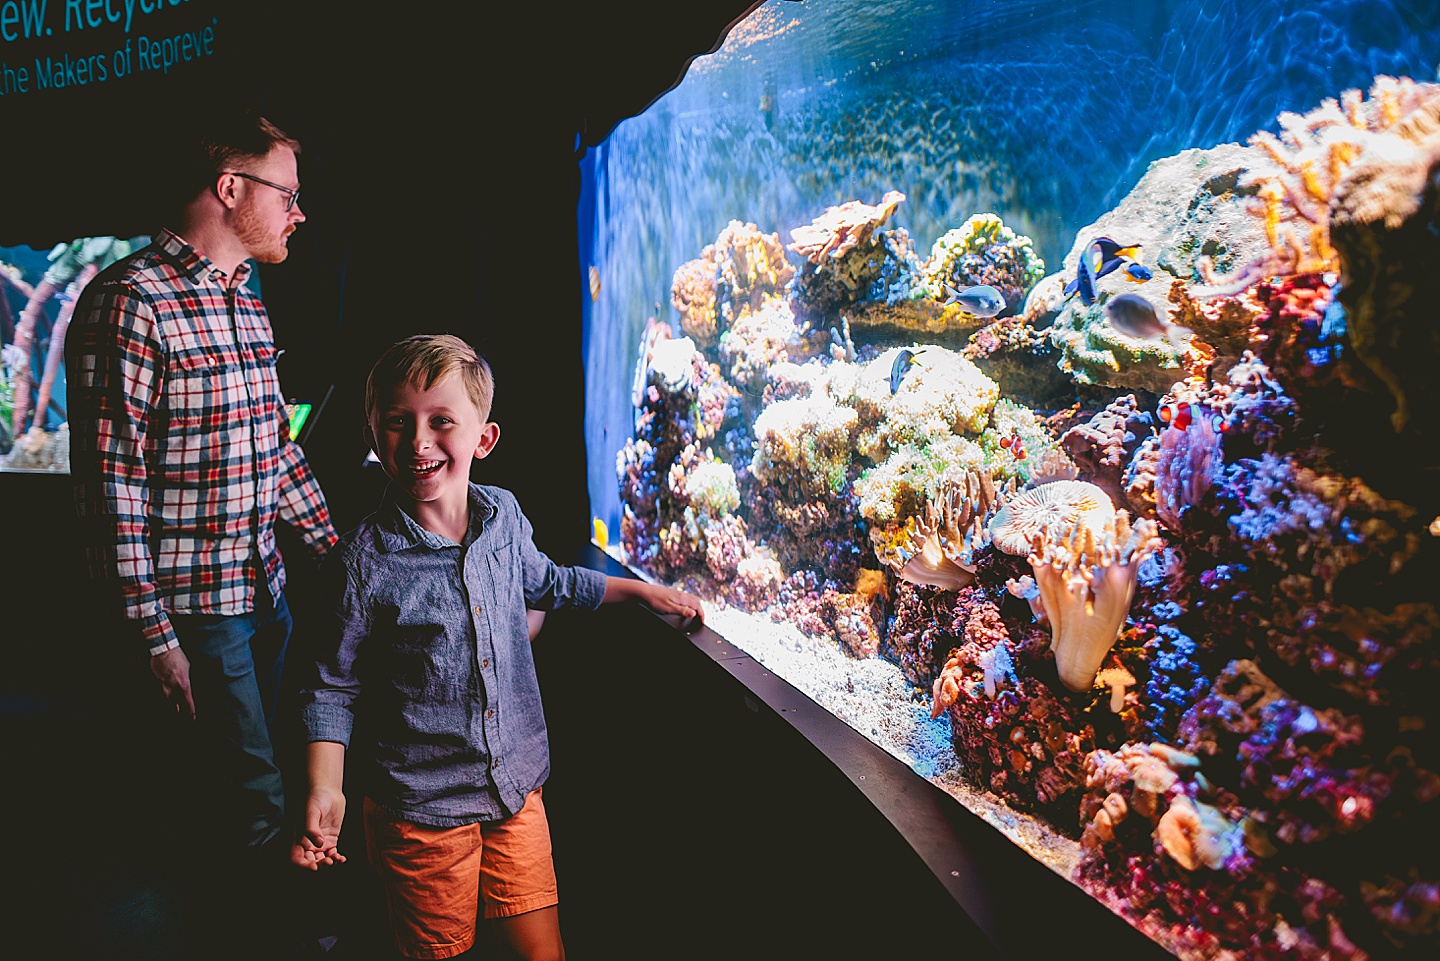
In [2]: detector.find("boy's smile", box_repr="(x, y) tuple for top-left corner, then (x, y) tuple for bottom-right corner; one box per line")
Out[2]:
(371, 375), (499, 538)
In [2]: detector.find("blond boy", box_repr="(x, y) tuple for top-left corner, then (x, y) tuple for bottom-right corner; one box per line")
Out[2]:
(291, 334), (702, 960)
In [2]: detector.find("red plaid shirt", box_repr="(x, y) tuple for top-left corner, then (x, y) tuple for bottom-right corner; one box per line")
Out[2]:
(68, 229), (337, 655)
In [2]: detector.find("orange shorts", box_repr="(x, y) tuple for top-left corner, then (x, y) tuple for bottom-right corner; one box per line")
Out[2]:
(362, 789), (559, 960)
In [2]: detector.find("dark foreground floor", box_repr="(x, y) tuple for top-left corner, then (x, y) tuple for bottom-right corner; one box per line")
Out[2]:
(3, 598), (1002, 961)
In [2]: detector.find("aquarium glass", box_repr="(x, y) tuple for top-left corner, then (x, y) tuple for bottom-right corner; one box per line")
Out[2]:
(584, 0), (1440, 956)
(0, 237), (150, 472)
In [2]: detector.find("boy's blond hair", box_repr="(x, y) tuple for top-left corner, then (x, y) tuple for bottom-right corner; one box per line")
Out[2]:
(365, 334), (495, 424)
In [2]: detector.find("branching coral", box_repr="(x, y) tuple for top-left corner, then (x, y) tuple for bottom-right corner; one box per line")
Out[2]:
(930, 590), (1097, 818)
(1059, 395), (1156, 508)
(1238, 77), (1437, 279)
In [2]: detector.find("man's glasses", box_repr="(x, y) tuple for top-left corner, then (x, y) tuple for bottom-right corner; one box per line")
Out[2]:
(224, 171), (301, 211)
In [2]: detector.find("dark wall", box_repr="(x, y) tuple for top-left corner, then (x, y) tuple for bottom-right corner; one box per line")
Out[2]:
(3, 0), (763, 548)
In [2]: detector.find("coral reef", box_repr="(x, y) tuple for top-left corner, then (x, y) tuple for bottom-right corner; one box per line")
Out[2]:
(1077, 742), (1373, 960)
(919, 212), (1046, 317)
(1059, 395), (1155, 509)
(615, 78), (1440, 960)
(930, 588), (1098, 820)
(787, 190), (906, 320)
(671, 220), (796, 346)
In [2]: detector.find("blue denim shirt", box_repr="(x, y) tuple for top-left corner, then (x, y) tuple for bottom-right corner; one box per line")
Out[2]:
(295, 483), (606, 826)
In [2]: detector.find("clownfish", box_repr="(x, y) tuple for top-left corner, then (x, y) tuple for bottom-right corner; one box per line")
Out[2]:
(998, 430), (1027, 460)
(1157, 401), (1193, 431)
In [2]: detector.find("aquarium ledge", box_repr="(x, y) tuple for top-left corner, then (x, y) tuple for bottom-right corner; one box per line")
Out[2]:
(573, 543), (1173, 959)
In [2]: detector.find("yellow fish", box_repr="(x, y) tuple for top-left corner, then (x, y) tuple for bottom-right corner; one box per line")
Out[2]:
(588, 266), (602, 302)
(592, 516), (609, 550)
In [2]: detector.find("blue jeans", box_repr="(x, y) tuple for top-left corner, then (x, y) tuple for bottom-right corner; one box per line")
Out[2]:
(170, 591), (292, 850)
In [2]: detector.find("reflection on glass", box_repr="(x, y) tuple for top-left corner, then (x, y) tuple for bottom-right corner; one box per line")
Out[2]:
(582, 1), (1440, 957)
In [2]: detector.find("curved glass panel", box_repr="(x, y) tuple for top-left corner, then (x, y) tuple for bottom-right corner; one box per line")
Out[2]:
(582, 2), (1440, 956)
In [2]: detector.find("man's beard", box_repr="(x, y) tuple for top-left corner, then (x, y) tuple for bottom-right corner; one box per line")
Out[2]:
(235, 200), (291, 264)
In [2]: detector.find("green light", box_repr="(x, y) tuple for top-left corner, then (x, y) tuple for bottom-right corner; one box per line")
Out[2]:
(286, 402), (313, 441)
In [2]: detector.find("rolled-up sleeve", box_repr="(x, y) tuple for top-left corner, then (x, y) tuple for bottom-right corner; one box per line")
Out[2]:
(516, 506), (606, 613)
(295, 549), (369, 746)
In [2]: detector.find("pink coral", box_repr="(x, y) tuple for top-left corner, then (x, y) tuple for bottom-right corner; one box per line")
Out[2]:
(1154, 406), (1223, 533)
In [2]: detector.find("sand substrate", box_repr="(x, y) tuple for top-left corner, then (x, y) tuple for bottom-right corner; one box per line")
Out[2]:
(701, 602), (1081, 877)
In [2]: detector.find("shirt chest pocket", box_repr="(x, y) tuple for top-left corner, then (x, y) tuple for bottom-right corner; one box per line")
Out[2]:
(164, 341), (245, 436)
(384, 624), (463, 702)
(478, 538), (524, 612)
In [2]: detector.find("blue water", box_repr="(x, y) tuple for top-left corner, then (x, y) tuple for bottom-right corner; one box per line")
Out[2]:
(582, 0), (1440, 537)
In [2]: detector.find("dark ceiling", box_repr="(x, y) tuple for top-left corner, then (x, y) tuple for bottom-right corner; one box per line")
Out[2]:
(3, 0), (766, 249)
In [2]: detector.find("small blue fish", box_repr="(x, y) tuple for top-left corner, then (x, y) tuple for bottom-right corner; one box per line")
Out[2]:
(1091, 237), (1141, 275)
(941, 284), (1006, 317)
(1066, 250), (1099, 305)
(889, 348), (917, 394)
(1065, 237), (1142, 304)
(1122, 262), (1153, 282)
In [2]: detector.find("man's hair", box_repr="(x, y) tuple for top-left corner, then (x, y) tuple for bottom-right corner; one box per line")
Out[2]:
(365, 334), (495, 425)
(179, 108), (301, 203)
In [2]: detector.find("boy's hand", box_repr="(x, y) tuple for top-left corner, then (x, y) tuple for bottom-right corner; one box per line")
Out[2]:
(290, 787), (348, 871)
(637, 583), (706, 624)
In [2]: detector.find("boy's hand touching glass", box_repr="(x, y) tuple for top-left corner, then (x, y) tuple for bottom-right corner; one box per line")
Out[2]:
(603, 577), (707, 628)
(290, 786), (348, 871)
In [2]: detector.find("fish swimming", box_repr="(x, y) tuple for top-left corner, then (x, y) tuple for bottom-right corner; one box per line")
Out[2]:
(941, 284), (1006, 317)
(1091, 237), (1142, 273)
(889, 348), (917, 393)
(1158, 401), (1193, 432)
(1065, 237), (1143, 304)
(1122, 262), (1153, 282)
(588, 266), (602, 302)
(593, 517), (610, 550)
(1067, 250), (1099, 305)
(1104, 293), (1191, 350)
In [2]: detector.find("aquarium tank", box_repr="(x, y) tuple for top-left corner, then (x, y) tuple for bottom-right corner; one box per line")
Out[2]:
(0, 237), (148, 472)
(582, 0), (1440, 956)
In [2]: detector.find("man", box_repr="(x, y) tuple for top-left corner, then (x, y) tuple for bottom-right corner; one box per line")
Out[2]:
(66, 109), (337, 857)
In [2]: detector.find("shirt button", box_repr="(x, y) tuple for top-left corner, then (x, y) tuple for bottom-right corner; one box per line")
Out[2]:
(473, 605), (482, 615)
(481, 658), (489, 668)
(486, 709), (494, 719)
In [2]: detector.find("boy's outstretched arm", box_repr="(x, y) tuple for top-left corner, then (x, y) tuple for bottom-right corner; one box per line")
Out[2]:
(290, 740), (348, 871)
(602, 577), (706, 623)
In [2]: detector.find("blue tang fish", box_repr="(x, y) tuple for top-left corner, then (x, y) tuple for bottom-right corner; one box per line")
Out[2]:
(1122, 262), (1153, 282)
(941, 284), (1006, 318)
(1065, 236), (1142, 305)
(889, 348), (917, 394)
